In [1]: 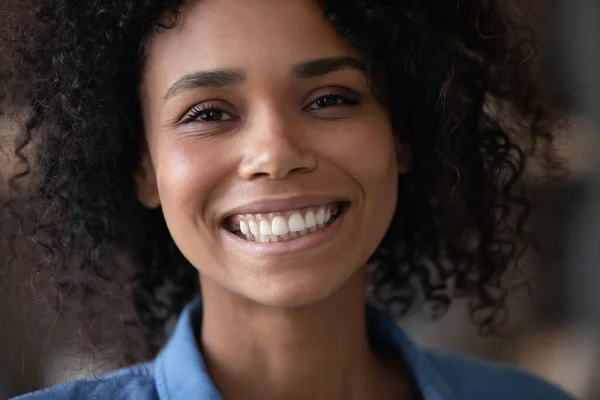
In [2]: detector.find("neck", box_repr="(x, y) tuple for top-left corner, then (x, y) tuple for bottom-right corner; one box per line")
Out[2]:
(198, 269), (409, 400)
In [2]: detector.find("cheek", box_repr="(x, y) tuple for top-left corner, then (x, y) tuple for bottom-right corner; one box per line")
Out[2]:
(154, 139), (229, 227)
(326, 116), (399, 238)
(324, 117), (398, 190)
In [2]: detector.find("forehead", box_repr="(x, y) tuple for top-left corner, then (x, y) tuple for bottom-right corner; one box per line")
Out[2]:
(143, 0), (359, 85)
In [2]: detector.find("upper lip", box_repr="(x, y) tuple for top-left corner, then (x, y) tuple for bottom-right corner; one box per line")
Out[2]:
(220, 195), (350, 221)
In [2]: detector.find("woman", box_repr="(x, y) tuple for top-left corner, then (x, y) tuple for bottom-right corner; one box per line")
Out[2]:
(2, 0), (573, 399)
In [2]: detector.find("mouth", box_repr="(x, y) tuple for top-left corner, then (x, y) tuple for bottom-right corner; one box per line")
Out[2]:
(222, 201), (351, 243)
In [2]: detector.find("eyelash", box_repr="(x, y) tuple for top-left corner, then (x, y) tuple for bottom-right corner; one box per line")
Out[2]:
(301, 91), (361, 111)
(182, 104), (232, 125)
(181, 91), (361, 125)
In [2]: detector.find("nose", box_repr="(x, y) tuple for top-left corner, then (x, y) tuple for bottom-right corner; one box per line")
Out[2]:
(238, 111), (317, 180)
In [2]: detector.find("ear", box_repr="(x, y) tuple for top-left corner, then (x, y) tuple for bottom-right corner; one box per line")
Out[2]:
(396, 141), (412, 175)
(134, 150), (161, 209)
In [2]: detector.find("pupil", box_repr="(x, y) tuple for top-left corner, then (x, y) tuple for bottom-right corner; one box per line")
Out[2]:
(317, 96), (338, 108)
(202, 110), (221, 121)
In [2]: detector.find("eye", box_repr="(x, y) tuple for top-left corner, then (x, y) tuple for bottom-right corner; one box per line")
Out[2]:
(182, 104), (235, 124)
(304, 92), (361, 111)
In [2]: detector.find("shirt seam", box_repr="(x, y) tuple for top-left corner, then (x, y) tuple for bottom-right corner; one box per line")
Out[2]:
(155, 350), (171, 400)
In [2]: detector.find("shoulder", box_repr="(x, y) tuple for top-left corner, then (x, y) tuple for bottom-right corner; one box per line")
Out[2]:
(423, 349), (574, 400)
(10, 363), (158, 400)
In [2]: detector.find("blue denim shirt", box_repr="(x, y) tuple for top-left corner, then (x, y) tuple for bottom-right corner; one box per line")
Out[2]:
(13, 300), (573, 400)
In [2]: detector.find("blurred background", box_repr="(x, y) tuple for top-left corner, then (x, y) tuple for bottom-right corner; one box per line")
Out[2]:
(1, 0), (599, 399)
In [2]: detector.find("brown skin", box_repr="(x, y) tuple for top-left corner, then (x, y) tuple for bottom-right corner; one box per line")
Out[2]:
(136, 0), (411, 398)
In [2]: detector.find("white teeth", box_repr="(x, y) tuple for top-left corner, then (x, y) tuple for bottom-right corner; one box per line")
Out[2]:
(228, 203), (346, 243)
(271, 216), (289, 235)
(304, 210), (317, 229)
(288, 213), (305, 232)
(259, 220), (272, 235)
(249, 221), (260, 236)
(315, 208), (325, 225)
(240, 220), (249, 235)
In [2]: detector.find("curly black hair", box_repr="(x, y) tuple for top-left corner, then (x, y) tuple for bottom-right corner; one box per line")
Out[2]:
(1, 0), (564, 365)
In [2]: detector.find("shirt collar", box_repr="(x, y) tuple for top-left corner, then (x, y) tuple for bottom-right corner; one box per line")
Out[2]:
(155, 298), (222, 400)
(155, 299), (454, 400)
(366, 304), (455, 400)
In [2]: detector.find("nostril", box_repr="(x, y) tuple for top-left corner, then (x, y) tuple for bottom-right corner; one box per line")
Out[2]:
(290, 166), (311, 174)
(238, 147), (317, 180)
(252, 172), (271, 179)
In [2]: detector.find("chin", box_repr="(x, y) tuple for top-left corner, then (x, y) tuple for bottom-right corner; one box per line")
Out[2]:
(238, 267), (358, 309)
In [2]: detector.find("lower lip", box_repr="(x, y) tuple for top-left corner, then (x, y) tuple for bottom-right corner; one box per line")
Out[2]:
(222, 205), (350, 257)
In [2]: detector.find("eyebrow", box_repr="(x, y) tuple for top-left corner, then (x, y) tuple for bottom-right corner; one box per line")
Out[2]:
(163, 56), (366, 102)
(163, 69), (246, 101)
(291, 56), (366, 78)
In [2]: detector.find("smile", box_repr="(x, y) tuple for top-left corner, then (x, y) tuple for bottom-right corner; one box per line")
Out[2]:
(224, 202), (350, 243)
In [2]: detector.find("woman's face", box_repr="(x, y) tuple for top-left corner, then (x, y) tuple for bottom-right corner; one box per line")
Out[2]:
(138, 0), (405, 307)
